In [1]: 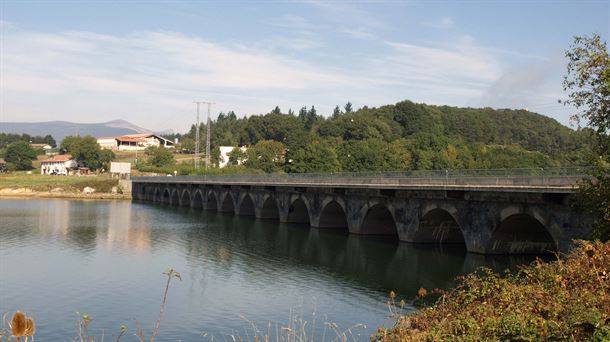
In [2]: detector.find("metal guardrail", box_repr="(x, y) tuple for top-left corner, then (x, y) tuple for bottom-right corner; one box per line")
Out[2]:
(132, 167), (592, 189)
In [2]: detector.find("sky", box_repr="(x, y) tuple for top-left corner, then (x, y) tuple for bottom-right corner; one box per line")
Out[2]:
(1, 0), (609, 133)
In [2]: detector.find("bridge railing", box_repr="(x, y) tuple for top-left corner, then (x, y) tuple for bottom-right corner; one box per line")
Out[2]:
(132, 167), (593, 188)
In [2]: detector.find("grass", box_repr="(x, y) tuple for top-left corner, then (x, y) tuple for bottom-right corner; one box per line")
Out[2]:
(375, 240), (610, 341)
(1, 268), (182, 342)
(0, 173), (119, 193)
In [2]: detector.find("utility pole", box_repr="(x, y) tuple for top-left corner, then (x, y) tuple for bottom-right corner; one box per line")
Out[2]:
(193, 102), (203, 171)
(205, 102), (214, 169)
(193, 101), (214, 171)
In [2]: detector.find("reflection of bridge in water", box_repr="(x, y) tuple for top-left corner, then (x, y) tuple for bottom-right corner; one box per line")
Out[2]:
(132, 168), (592, 255)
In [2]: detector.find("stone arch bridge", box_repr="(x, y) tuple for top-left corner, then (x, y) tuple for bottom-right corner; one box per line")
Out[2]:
(132, 170), (591, 255)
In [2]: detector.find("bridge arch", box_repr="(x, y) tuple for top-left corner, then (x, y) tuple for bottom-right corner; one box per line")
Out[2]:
(154, 188), (161, 203)
(192, 190), (204, 209)
(238, 193), (255, 216)
(259, 195), (280, 219)
(220, 193), (235, 213)
(180, 189), (191, 207)
(487, 213), (557, 254)
(318, 199), (348, 230)
(360, 203), (398, 237)
(170, 189), (180, 206)
(416, 207), (465, 244)
(162, 188), (171, 205)
(206, 192), (218, 211)
(287, 197), (310, 224)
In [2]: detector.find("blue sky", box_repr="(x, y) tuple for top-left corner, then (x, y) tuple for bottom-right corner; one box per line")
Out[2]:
(1, 0), (609, 132)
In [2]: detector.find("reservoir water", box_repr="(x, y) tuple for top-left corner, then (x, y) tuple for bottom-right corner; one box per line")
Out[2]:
(0, 199), (538, 341)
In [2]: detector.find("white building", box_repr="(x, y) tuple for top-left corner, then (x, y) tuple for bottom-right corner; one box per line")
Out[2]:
(40, 155), (78, 175)
(97, 133), (174, 151)
(218, 146), (247, 168)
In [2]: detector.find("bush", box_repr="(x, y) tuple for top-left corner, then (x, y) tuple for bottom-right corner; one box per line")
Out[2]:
(375, 241), (610, 341)
(145, 146), (175, 168)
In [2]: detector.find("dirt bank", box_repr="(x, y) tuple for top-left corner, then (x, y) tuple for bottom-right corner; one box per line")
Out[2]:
(0, 188), (131, 200)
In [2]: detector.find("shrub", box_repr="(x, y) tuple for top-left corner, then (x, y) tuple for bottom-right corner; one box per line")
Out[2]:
(375, 241), (610, 341)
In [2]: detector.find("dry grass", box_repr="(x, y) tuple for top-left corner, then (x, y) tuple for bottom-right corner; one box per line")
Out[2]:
(0, 173), (118, 193)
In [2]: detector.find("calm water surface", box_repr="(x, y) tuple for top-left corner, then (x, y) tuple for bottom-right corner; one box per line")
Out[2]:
(0, 199), (537, 341)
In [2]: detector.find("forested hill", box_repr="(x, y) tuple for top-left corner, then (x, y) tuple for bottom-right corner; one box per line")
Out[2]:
(177, 100), (594, 173)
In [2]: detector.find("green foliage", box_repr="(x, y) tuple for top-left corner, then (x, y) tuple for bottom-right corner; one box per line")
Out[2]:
(244, 140), (285, 173)
(563, 34), (610, 241)
(145, 146), (175, 168)
(0, 133), (56, 149)
(173, 96), (593, 174)
(61, 135), (114, 170)
(563, 34), (610, 154)
(4, 141), (37, 170)
(473, 144), (555, 169)
(227, 147), (247, 166)
(572, 163), (610, 241)
(338, 139), (387, 172)
(286, 143), (342, 173)
(344, 101), (353, 113)
(376, 241), (610, 341)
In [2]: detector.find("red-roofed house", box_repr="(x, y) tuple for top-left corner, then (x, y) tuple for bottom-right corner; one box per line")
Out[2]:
(41, 155), (78, 175)
(97, 133), (174, 151)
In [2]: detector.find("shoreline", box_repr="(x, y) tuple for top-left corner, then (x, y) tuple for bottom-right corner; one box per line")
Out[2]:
(0, 190), (131, 200)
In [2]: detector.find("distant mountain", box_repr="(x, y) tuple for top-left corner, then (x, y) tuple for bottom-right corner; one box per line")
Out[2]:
(0, 120), (158, 142)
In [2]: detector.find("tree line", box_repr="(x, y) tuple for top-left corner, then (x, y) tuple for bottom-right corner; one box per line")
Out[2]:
(166, 98), (594, 174)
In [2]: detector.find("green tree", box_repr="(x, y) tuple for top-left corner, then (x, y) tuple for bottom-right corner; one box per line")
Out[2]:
(332, 105), (341, 118)
(244, 140), (285, 173)
(344, 101), (353, 113)
(145, 146), (175, 168)
(61, 135), (114, 170)
(304, 106), (317, 130)
(298, 106), (308, 122)
(287, 143), (341, 173)
(338, 139), (387, 172)
(98, 149), (115, 171)
(228, 147), (247, 166)
(563, 34), (610, 153)
(382, 139), (413, 170)
(563, 34), (610, 241)
(5, 141), (37, 170)
(271, 106), (281, 115)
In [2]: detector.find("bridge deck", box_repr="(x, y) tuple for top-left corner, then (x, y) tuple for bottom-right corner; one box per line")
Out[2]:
(133, 173), (587, 193)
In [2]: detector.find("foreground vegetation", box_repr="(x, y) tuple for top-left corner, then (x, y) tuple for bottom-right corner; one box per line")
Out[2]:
(375, 240), (610, 341)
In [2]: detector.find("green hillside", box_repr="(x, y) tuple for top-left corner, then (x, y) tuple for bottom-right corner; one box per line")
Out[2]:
(169, 100), (595, 173)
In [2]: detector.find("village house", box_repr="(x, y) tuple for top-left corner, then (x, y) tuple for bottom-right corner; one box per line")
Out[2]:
(97, 133), (174, 151)
(40, 155), (78, 175)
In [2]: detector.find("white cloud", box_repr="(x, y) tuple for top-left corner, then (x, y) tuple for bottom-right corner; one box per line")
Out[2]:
(340, 27), (377, 40)
(422, 17), (455, 29)
(1, 29), (355, 130)
(1, 24), (572, 132)
(371, 38), (502, 99)
(269, 14), (316, 32)
(475, 53), (573, 124)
